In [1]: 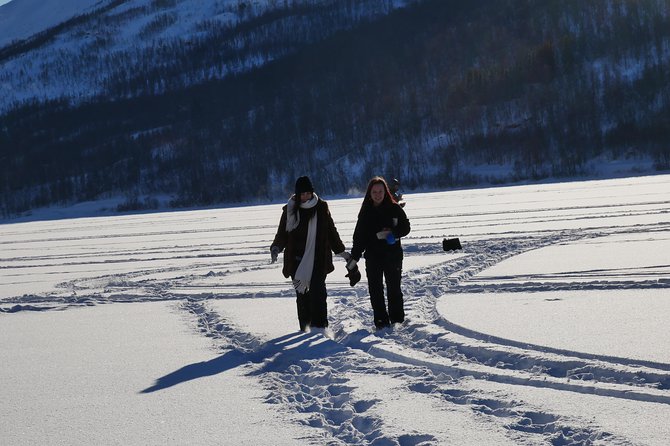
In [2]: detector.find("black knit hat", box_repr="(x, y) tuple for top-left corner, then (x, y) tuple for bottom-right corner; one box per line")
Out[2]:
(295, 176), (314, 195)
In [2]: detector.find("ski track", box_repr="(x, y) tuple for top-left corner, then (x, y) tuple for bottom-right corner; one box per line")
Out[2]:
(2, 197), (670, 444)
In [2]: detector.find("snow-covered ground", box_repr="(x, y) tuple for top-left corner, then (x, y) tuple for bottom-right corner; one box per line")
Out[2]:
(2, 174), (670, 445)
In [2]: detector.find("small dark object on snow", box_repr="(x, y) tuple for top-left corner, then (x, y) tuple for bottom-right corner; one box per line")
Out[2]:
(443, 237), (462, 252)
(346, 265), (361, 286)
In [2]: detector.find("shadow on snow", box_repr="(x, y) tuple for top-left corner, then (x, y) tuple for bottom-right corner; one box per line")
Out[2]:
(140, 330), (347, 393)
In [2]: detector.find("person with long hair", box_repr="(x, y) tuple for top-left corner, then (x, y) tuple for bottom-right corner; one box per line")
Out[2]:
(349, 176), (411, 329)
(270, 176), (350, 332)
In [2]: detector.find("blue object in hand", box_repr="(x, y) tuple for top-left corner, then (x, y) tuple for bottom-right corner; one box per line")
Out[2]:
(385, 232), (396, 244)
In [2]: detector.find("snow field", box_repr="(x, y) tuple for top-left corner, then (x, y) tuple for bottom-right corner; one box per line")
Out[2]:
(0, 301), (316, 445)
(2, 174), (670, 444)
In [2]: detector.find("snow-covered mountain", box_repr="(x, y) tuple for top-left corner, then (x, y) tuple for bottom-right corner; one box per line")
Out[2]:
(1, 0), (669, 217)
(0, 0), (417, 111)
(0, 0), (102, 48)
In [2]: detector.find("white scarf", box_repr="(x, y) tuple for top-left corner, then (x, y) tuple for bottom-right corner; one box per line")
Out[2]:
(286, 194), (319, 293)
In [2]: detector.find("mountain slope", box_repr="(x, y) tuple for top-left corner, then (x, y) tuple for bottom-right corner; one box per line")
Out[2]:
(0, 0), (102, 47)
(1, 0), (669, 216)
(0, 0), (418, 111)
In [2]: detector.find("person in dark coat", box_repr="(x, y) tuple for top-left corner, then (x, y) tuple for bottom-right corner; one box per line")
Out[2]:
(389, 178), (406, 208)
(270, 176), (349, 332)
(350, 176), (411, 329)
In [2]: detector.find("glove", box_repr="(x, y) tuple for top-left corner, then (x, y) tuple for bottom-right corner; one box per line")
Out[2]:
(270, 246), (280, 263)
(345, 263), (361, 286)
(343, 256), (360, 286)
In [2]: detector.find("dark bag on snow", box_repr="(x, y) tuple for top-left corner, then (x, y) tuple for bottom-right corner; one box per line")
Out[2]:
(442, 237), (462, 252)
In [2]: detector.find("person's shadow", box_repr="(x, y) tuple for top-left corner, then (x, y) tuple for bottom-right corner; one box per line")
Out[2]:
(140, 331), (347, 394)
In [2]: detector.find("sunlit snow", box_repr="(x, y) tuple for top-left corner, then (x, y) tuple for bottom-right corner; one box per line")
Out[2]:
(2, 174), (670, 445)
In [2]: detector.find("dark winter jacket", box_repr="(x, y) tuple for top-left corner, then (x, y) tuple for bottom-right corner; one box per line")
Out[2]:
(272, 198), (346, 279)
(351, 201), (410, 262)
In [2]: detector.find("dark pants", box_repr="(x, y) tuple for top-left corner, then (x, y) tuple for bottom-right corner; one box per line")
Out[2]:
(295, 272), (328, 331)
(365, 254), (404, 329)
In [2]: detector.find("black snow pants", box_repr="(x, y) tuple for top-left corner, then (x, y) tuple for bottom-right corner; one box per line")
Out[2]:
(365, 254), (404, 329)
(295, 272), (328, 331)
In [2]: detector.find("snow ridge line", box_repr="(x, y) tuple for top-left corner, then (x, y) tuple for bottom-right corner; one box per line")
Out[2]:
(451, 279), (670, 293)
(180, 298), (263, 354)
(405, 381), (617, 446)
(366, 336), (670, 405)
(0, 294), (102, 312)
(435, 318), (670, 374)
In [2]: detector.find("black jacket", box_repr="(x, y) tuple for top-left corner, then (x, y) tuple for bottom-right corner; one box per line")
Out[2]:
(272, 198), (345, 279)
(351, 201), (410, 262)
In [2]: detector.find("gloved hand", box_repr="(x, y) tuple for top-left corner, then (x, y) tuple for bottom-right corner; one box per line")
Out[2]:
(338, 251), (352, 262)
(377, 230), (396, 244)
(376, 230), (391, 240)
(345, 263), (361, 286)
(270, 246), (280, 263)
(342, 256), (360, 286)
